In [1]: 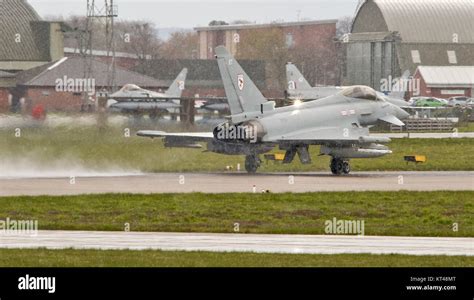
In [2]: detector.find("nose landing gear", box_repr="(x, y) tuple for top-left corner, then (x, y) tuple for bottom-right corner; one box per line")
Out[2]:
(330, 157), (350, 175)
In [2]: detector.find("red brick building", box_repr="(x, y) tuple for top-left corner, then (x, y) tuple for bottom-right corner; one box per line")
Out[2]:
(409, 66), (473, 99)
(195, 20), (337, 58)
(195, 20), (338, 87)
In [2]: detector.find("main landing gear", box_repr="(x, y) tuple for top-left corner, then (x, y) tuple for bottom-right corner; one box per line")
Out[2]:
(245, 155), (261, 173)
(330, 157), (350, 175)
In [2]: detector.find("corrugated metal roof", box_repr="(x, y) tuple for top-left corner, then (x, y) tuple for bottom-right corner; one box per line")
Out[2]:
(16, 57), (167, 88)
(416, 66), (474, 87)
(0, 71), (15, 78)
(0, 0), (50, 61)
(397, 44), (474, 74)
(361, 0), (474, 43)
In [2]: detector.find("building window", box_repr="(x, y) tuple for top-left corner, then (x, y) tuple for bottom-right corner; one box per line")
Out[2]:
(447, 51), (457, 64)
(411, 50), (421, 64)
(286, 33), (294, 48)
(441, 89), (464, 95)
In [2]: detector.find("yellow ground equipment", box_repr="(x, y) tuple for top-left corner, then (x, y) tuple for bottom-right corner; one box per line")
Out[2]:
(404, 155), (426, 164)
(264, 153), (286, 162)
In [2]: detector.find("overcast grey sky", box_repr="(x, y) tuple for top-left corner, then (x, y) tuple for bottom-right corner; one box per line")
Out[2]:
(29, 0), (360, 28)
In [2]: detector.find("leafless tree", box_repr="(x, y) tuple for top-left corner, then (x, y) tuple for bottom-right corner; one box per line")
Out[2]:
(116, 21), (162, 61)
(236, 28), (291, 89)
(336, 16), (353, 38)
(160, 31), (198, 59)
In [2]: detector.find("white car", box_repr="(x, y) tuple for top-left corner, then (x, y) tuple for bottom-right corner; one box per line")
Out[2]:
(448, 96), (473, 107)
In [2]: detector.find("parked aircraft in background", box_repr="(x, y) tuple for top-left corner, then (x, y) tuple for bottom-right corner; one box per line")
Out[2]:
(108, 68), (188, 118)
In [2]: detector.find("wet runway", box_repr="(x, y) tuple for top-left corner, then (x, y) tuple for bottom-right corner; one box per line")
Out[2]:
(0, 171), (472, 195)
(0, 231), (472, 256)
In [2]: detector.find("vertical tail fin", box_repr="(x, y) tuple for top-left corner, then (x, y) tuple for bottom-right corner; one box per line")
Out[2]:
(286, 63), (312, 91)
(165, 68), (188, 97)
(215, 46), (267, 115)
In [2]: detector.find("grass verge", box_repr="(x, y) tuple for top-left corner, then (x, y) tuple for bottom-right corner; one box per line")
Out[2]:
(0, 249), (472, 267)
(0, 192), (472, 237)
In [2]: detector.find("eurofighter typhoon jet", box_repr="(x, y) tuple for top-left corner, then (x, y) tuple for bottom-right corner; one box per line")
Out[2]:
(109, 68), (188, 115)
(285, 63), (409, 108)
(137, 46), (409, 175)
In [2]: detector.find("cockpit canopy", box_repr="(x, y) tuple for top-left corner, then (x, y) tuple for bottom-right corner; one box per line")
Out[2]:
(341, 85), (378, 101)
(121, 84), (142, 92)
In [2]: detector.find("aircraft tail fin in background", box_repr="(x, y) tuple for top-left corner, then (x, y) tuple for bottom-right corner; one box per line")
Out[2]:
(215, 46), (267, 116)
(286, 63), (312, 91)
(165, 68), (188, 98)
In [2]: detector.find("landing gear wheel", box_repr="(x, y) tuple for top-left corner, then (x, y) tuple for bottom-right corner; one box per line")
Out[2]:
(330, 158), (341, 175)
(342, 161), (351, 174)
(245, 155), (261, 173)
(330, 158), (350, 175)
(330, 158), (338, 174)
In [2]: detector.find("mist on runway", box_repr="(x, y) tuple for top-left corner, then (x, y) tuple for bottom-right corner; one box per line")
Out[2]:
(0, 156), (141, 179)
